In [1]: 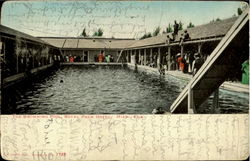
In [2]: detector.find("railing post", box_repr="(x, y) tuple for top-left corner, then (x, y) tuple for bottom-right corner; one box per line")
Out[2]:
(188, 84), (194, 114)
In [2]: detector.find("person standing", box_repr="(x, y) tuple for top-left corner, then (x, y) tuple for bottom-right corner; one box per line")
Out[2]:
(188, 52), (194, 73)
(98, 51), (104, 62)
(177, 53), (185, 72)
(166, 35), (174, 45)
(105, 54), (111, 63)
(173, 20), (179, 40)
(192, 53), (204, 76)
(69, 55), (74, 62)
(241, 60), (249, 84)
(110, 55), (114, 62)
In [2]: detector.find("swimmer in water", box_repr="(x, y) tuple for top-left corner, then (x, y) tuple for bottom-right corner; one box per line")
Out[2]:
(152, 107), (165, 114)
(60, 80), (63, 83)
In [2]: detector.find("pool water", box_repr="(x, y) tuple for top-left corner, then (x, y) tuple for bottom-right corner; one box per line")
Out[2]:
(199, 89), (249, 113)
(2, 66), (248, 114)
(2, 66), (184, 114)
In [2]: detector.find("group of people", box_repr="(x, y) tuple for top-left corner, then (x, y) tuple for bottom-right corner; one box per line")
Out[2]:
(175, 52), (204, 75)
(138, 53), (158, 67)
(166, 20), (191, 46)
(65, 55), (87, 62)
(95, 51), (114, 63)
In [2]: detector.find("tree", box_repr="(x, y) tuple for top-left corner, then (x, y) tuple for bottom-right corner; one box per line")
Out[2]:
(210, 18), (221, 23)
(238, 4), (248, 16)
(187, 22), (195, 28)
(93, 28), (103, 37)
(140, 33), (152, 40)
(237, 8), (243, 15)
(166, 23), (173, 33)
(215, 18), (221, 22)
(80, 28), (88, 37)
(153, 26), (160, 36)
(178, 21), (183, 30)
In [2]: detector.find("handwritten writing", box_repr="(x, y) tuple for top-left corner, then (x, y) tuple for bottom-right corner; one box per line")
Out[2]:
(3, 1), (150, 38)
(1, 115), (248, 160)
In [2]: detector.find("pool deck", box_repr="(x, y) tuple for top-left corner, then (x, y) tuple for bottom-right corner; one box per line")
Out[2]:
(2, 64), (54, 88)
(128, 63), (249, 94)
(166, 70), (249, 94)
(61, 62), (126, 66)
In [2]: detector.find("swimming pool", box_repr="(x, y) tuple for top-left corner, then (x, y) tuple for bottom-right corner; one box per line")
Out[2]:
(2, 66), (248, 114)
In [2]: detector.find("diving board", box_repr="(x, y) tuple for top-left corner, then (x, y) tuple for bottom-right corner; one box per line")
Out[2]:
(170, 8), (249, 113)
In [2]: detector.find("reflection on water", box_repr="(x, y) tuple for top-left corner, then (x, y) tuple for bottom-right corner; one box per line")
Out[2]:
(2, 66), (248, 114)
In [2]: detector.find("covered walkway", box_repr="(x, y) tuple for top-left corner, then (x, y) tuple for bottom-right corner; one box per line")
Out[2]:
(170, 9), (249, 113)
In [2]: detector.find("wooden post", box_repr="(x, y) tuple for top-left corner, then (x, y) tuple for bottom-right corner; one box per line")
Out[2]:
(87, 51), (90, 62)
(126, 51), (128, 63)
(144, 49), (146, 66)
(181, 45), (184, 57)
(157, 48), (161, 69)
(125, 51), (127, 63)
(198, 43), (205, 60)
(32, 55), (35, 68)
(188, 85), (194, 114)
(198, 43), (202, 53)
(135, 50), (138, 64)
(138, 49), (141, 65)
(150, 48), (153, 64)
(168, 47), (171, 71)
(212, 88), (219, 113)
(82, 50), (87, 62)
(16, 54), (19, 73)
(129, 50), (132, 63)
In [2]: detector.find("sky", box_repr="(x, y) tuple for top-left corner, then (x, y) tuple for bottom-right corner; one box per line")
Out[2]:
(1, 1), (246, 39)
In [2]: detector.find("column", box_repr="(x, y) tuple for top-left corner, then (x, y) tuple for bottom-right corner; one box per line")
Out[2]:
(168, 47), (171, 70)
(130, 50), (132, 63)
(198, 43), (202, 53)
(150, 48), (153, 64)
(126, 51), (128, 63)
(188, 85), (194, 114)
(138, 49), (141, 65)
(181, 45), (184, 57)
(135, 50), (138, 64)
(144, 49), (146, 66)
(212, 88), (219, 113)
(157, 48), (161, 69)
(16, 53), (19, 73)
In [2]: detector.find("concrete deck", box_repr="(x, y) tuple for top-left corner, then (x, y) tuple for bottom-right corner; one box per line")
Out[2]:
(166, 70), (249, 94)
(61, 62), (126, 66)
(128, 63), (249, 94)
